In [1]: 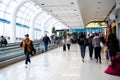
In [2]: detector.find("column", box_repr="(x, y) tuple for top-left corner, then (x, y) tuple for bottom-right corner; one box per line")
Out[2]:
(116, 0), (120, 49)
(10, 0), (30, 43)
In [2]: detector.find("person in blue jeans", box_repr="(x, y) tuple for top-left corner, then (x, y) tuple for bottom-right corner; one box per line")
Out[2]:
(20, 34), (34, 68)
(87, 35), (94, 60)
(78, 33), (86, 62)
(42, 34), (51, 52)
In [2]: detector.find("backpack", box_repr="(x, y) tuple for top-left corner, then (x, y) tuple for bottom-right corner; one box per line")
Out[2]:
(87, 37), (92, 44)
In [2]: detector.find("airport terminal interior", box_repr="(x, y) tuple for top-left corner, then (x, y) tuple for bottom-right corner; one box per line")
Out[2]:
(0, 0), (120, 80)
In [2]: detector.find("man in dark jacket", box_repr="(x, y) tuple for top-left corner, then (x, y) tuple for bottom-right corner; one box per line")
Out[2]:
(78, 33), (87, 62)
(42, 34), (51, 52)
(0, 36), (7, 47)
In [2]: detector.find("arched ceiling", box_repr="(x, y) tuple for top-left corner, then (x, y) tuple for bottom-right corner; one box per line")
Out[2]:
(32, 0), (116, 28)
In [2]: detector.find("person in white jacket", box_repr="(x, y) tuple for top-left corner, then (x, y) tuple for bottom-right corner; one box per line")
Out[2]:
(66, 36), (71, 50)
(92, 33), (101, 64)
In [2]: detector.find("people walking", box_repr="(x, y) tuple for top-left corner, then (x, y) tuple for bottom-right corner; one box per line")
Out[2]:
(78, 33), (86, 62)
(92, 33), (102, 64)
(42, 34), (51, 52)
(107, 33), (119, 64)
(20, 34), (34, 68)
(66, 36), (71, 51)
(87, 34), (93, 60)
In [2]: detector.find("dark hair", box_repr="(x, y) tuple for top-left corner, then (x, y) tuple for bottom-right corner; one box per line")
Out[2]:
(95, 33), (99, 36)
(25, 34), (29, 37)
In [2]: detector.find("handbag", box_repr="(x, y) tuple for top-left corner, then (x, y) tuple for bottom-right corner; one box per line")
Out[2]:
(104, 56), (120, 76)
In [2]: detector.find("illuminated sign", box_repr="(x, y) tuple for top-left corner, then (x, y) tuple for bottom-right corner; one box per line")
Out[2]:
(70, 28), (103, 32)
(86, 21), (108, 28)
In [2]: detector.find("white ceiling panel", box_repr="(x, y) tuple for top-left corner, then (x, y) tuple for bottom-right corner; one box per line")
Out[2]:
(33, 0), (77, 6)
(43, 6), (78, 12)
(78, 0), (116, 25)
(32, 0), (115, 28)
(32, 0), (83, 28)
(52, 12), (79, 17)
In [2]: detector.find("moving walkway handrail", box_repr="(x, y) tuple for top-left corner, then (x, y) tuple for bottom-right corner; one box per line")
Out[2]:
(0, 40), (41, 51)
(0, 40), (62, 63)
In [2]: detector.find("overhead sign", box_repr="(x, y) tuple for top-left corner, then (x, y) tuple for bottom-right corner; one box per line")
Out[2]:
(86, 21), (108, 28)
(70, 28), (103, 32)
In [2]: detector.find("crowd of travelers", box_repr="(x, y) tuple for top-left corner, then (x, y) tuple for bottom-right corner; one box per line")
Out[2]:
(76, 32), (120, 76)
(1, 32), (120, 76)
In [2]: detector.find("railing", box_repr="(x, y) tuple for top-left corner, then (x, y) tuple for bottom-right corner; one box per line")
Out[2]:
(0, 40), (62, 68)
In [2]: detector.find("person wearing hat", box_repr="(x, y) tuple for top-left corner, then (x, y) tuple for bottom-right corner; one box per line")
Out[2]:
(20, 34), (34, 68)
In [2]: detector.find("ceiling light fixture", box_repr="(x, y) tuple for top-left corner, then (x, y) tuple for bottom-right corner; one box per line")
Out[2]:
(34, 4), (37, 6)
(97, 7), (99, 9)
(50, 10), (52, 12)
(41, 3), (45, 5)
(71, 2), (74, 4)
(74, 10), (77, 11)
(98, 2), (101, 4)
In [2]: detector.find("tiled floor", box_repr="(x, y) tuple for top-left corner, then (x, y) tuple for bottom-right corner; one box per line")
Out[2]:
(0, 44), (120, 80)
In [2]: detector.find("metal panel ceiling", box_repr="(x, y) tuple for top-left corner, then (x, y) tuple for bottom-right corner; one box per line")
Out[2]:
(32, 0), (116, 28)
(78, 0), (116, 25)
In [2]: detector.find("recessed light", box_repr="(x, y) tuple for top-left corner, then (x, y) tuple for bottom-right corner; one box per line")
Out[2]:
(71, 2), (74, 4)
(97, 7), (100, 9)
(41, 3), (45, 5)
(74, 10), (77, 11)
(34, 4), (37, 6)
(98, 2), (101, 4)
(50, 10), (52, 12)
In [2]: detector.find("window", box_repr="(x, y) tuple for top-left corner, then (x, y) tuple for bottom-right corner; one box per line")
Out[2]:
(0, 0), (18, 36)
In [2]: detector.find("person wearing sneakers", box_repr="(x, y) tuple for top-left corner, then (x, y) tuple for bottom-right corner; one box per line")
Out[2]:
(20, 34), (34, 68)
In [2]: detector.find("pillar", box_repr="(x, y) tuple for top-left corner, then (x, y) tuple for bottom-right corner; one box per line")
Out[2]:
(10, 0), (30, 43)
(116, 0), (120, 49)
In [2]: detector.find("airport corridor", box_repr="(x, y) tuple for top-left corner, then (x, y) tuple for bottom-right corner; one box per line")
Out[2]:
(0, 44), (120, 80)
